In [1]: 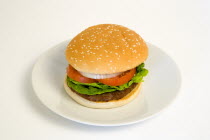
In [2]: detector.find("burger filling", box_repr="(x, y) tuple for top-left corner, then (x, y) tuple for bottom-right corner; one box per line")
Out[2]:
(70, 83), (138, 102)
(66, 63), (148, 101)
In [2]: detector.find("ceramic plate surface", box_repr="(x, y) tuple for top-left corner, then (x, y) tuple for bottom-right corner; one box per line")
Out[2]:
(32, 40), (181, 126)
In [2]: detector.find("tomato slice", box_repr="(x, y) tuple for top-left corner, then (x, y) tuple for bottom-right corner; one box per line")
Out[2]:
(98, 68), (136, 86)
(67, 65), (136, 86)
(66, 65), (97, 83)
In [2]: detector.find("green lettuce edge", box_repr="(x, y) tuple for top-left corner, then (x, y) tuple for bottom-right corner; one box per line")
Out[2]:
(66, 63), (148, 95)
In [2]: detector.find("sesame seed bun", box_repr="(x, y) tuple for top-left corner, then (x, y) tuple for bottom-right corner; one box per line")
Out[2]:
(66, 24), (148, 74)
(64, 75), (142, 109)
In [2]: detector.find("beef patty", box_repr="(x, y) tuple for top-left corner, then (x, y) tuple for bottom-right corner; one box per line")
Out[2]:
(70, 83), (137, 102)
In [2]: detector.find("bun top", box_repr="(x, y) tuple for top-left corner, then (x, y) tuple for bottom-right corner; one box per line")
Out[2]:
(66, 24), (148, 74)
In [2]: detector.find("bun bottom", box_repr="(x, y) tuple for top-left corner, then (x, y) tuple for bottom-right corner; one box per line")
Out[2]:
(64, 75), (142, 109)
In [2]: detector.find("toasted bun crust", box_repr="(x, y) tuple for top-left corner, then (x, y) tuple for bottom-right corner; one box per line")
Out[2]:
(66, 24), (148, 74)
(64, 75), (142, 109)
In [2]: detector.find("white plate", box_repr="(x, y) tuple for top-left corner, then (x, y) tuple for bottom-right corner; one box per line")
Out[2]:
(32, 40), (182, 126)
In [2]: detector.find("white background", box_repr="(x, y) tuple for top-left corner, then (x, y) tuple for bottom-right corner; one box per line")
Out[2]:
(0, 0), (210, 139)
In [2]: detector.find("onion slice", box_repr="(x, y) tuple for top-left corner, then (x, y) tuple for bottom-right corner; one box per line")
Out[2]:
(79, 71), (122, 79)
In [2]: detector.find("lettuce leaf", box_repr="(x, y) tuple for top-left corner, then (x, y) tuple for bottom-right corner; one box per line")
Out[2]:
(66, 63), (148, 95)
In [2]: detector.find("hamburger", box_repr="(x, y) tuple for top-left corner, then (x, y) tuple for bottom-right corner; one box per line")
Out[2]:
(64, 24), (148, 109)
